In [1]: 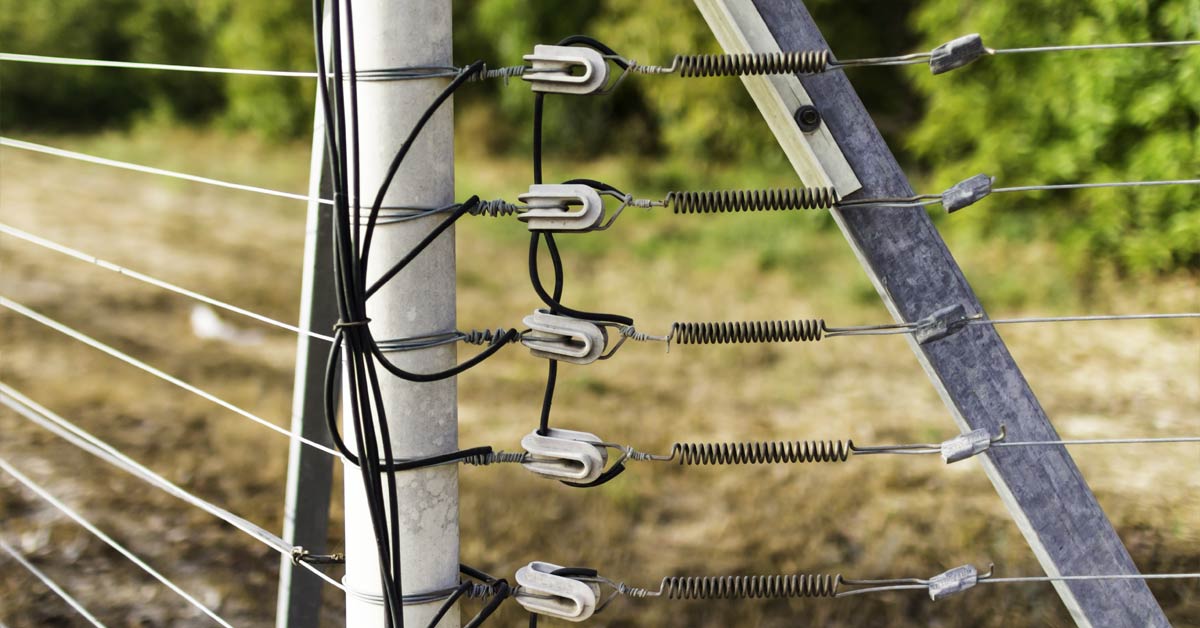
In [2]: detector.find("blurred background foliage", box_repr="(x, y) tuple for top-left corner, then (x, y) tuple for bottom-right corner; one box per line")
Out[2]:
(0, 0), (1196, 277)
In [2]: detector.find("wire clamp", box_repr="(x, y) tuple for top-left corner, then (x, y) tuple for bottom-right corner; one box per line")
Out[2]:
(929, 34), (993, 74)
(514, 561), (600, 622)
(518, 184), (606, 231)
(522, 45), (611, 95)
(942, 174), (995, 213)
(941, 427), (1001, 463)
(926, 564), (983, 600)
(914, 303), (975, 344)
(521, 310), (609, 364)
(520, 428), (609, 483)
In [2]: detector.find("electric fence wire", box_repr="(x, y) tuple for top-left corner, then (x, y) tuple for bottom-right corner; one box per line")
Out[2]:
(0, 537), (107, 628)
(0, 52), (322, 77)
(7, 134), (1196, 228)
(0, 295), (340, 457)
(5, 36), (1198, 82)
(599, 312), (1200, 352)
(0, 382), (346, 591)
(532, 566), (1200, 612)
(0, 456), (235, 628)
(0, 137), (326, 204)
(0, 223), (336, 343)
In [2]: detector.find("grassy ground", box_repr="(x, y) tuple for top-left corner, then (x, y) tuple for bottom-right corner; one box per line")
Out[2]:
(0, 126), (1197, 627)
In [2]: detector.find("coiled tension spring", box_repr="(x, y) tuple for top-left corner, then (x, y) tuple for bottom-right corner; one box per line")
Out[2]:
(669, 440), (852, 465)
(658, 50), (833, 77)
(642, 574), (842, 599)
(669, 319), (828, 345)
(666, 187), (839, 214)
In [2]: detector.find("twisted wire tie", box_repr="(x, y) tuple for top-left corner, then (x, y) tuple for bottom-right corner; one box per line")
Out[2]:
(464, 582), (498, 598)
(463, 451), (530, 466)
(332, 318), (372, 331)
(460, 328), (523, 346)
(467, 64), (527, 84)
(618, 325), (670, 343)
(467, 199), (522, 217)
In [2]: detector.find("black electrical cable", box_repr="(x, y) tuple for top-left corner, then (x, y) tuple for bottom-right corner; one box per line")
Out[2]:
(316, 1), (405, 624)
(554, 35), (630, 69)
(463, 581), (511, 628)
(361, 61), (486, 267)
(531, 92), (561, 439)
(426, 582), (473, 628)
(366, 197), (479, 298)
(528, 233), (633, 325)
(536, 360), (558, 436)
(315, 7), (518, 626)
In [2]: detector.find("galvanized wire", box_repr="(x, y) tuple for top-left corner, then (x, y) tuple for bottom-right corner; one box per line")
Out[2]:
(0, 537), (107, 628)
(994, 179), (1200, 194)
(0, 52), (320, 77)
(0, 223), (336, 343)
(0, 137), (327, 204)
(0, 296), (340, 457)
(0, 52), (462, 80)
(0, 383), (344, 591)
(0, 456), (235, 628)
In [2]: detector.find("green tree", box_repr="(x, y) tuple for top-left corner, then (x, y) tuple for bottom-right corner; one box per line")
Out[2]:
(0, 0), (222, 130)
(596, 0), (921, 167)
(909, 0), (1200, 274)
(206, 0), (315, 138)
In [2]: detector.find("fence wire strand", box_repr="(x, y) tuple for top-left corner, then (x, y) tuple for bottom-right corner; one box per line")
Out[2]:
(0, 537), (108, 628)
(0, 52), (319, 77)
(0, 223), (335, 343)
(0, 383), (344, 591)
(0, 456), (235, 628)
(0, 137), (328, 205)
(0, 295), (340, 457)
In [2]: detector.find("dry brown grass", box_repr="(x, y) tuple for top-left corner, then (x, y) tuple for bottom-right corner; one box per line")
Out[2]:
(1, 128), (1197, 627)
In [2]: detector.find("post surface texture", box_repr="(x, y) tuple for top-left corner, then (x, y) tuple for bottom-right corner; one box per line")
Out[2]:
(343, 1), (460, 627)
(745, 1), (1167, 626)
(276, 103), (337, 627)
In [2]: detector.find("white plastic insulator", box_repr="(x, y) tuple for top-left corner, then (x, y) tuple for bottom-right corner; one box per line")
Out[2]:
(521, 310), (609, 365)
(521, 428), (609, 483)
(514, 561), (600, 622)
(517, 184), (606, 232)
(522, 45), (610, 95)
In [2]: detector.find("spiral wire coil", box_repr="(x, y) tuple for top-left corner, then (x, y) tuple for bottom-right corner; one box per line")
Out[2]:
(670, 319), (828, 345)
(630, 574), (843, 600)
(631, 51), (834, 77)
(670, 440), (852, 465)
(666, 188), (840, 214)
